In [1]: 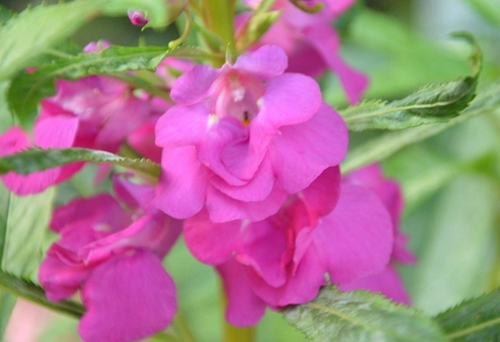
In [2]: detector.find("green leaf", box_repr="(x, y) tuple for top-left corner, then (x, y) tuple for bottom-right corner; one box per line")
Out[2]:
(0, 270), (84, 318)
(341, 32), (482, 132)
(8, 45), (213, 129)
(283, 285), (447, 342)
(0, 5), (14, 26)
(435, 287), (500, 341)
(0, 184), (56, 282)
(0, 148), (160, 181)
(462, 0), (500, 28)
(0, 2), (101, 83)
(342, 79), (500, 174)
(0, 288), (16, 336)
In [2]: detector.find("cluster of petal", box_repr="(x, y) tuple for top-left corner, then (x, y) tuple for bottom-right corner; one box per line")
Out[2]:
(240, 0), (368, 104)
(0, 42), (154, 195)
(183, 169), (394, 326)
(155, 45), (348, 223)
(39, 176), (182, 342)
(338, 164), (416, 304)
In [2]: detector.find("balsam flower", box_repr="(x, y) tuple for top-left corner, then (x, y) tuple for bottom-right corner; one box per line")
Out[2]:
(155, 45), (347, 222)
(338, 164), (416, 304)
(183, 170), (394, 326)
(39, 177), (182, 342)
(240, 0), (368, 104)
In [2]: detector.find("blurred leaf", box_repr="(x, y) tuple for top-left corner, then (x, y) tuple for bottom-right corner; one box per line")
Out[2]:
(408, 174), (498, 315)
(342, 79), (500, 173)
(435, 287), (500, 341)
(0, 270), (83, 318)
(0, 5), (14, 26)
(0, 2), (100, 83)
(283, 285), (446, 342)
(462, 0), (500, 28)
(0, 289), (16, 336)
(0, 148), (160, 181)
(341, 32), (481, 131)
(0, 184), (55, 282)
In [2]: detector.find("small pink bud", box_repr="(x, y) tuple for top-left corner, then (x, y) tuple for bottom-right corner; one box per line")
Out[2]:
(127, 10), (149, 26)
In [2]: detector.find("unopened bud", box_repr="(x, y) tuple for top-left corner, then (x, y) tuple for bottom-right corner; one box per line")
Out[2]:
(127, 10), (149, 26)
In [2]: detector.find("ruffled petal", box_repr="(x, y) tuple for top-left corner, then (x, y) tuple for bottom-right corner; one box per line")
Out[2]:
(257, 73), (322, 131)
(38, 249), (89, 302)
(217, 259), (267, 327)
(183, 209), (241, 265)
(269, 103), (347, 193)
(205, 182), (287, 222)
(79, 250), (177, 342)
(233, 45), (288, 80)
(170, 64), (221, 105)
(155, 146), (207, 219)
(316, 183), (393, 284)
(155, 103), (210, 147)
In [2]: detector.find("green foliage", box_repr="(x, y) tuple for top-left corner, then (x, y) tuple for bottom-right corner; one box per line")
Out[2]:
(463, 0), (500, 28)
(0, 148), (160, 181)
(0, 184), (55, 282)
(283, 285), (447, 342)
(342, 79), (500, 173)
(0, 270), (84, 318)
(0, 1), (100, 83)
(0, 289), (16, 336)
(435, 287), (500, 341)
(341, 32), (481, 131)
(0, 5), (14, 26)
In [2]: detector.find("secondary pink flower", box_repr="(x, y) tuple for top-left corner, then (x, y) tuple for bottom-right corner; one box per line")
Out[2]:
(0, 69), (153, 195)
(155, 45), (348, 222)
(0, 118), (82, 195)
(338, 164), (416, 304)
(239, 0), (368, 104)
(39, 177), (182, 342)
(128, 10), (149, 26)
(184, 171), (394, 326)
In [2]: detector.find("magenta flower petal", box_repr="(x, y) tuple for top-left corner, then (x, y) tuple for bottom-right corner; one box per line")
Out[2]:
(205, 182), (287, 222)
(305, 23), (369, 104)
(155, 146), (207, 219)
(257, 73), (322, 130)
(155, 103), (209, 147)
(184, 209), (241, 264)
(234, 45), (288, 80)
(317, 183), (393, 284)
(246, 243), (327, 307)
(209, 156), (274, 202)
(236, 220), (288, 287)
(38, 249), (89, 302)
(217, 259), (267, 327)
(170, 64), (221, 105)
(338, 265), (412, 305)
(269, 103), (347, 193)
(79, 250), (177, 342)
(300, 166), (342, 222)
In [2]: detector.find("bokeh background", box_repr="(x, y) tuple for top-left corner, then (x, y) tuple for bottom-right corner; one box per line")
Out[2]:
(2, 0), (500, 341)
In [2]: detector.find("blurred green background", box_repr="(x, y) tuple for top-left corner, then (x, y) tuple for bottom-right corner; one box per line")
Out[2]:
(2, 0), (500, 341)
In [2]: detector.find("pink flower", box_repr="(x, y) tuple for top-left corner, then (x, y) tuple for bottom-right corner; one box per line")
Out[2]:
(239, 0), (368, 104)
(0, 71), (153, 195)
(183, 170), (394, 326)
(155, 45), (348, 222)
(338, 164), (416, 304)
(39, 177), (182, 342)
(127, 10), (149, 26)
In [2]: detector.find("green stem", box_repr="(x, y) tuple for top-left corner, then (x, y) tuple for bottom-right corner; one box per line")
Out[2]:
(203, 0), (237, 61)
(220, 282), (254, 342)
